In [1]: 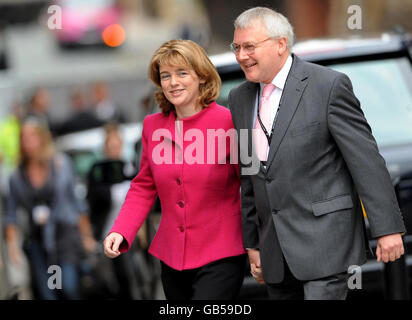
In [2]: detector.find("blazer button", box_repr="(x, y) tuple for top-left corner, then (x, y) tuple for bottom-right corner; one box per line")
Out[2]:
(266, 177), (273, 183)
(176, 178), (182, 185)
(177, 201), (184, 208)
(179, 226), (185, 232)
(271, 209), (279, 215)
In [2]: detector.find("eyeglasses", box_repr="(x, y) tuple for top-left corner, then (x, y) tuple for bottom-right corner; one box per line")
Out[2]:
(230, 37), (273, 55)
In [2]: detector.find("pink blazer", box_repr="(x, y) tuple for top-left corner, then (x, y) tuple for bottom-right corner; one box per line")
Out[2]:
(109, 102), (245, 270)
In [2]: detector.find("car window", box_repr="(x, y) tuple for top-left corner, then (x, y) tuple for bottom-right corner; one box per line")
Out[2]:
(69, 151), (101, 179)
(330, 57), (412, 147)
(217, 78), (244, 107)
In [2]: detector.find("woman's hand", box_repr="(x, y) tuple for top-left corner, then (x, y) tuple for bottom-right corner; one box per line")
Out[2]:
(247, 249), (264, 284)
(103, 232), (124, 258)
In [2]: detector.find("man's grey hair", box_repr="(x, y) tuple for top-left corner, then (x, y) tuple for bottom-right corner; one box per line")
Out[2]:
(234, 7), (295, 50)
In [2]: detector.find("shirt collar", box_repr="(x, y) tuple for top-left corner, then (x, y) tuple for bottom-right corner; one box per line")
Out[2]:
(260, 54), (293, 92)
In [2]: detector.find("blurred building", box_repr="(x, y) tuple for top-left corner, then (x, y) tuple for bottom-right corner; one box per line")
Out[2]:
(202, 0), (412, 53)
(328, 0), (412, 37)
(0, 0), (47, 25)
(1, 0), (412, 127)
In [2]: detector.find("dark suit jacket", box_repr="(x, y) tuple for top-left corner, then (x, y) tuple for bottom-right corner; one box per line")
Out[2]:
(228, 54), (406, 283)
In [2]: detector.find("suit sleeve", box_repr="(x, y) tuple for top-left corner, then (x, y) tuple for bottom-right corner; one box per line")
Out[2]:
(327, 73), (406, 238)
(109, 118), (158, 252)
(229, 89), (260, 249)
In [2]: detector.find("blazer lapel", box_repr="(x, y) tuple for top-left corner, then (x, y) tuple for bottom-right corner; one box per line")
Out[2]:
(163, 111), (183, 150)
(266, 55), (309, 171)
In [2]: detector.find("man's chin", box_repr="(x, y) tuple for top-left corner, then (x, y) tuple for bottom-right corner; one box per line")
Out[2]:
(242, 68), (258, 82)
(245, 74), (260, 83)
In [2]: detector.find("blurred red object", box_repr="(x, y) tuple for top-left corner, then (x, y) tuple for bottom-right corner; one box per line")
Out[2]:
(52, 0), (121, 48)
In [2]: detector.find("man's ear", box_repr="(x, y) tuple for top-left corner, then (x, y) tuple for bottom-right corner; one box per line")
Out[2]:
(277, 37), (288, 55)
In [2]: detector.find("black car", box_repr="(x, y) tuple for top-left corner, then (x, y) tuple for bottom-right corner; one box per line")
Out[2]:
(210, 33), (412, 299)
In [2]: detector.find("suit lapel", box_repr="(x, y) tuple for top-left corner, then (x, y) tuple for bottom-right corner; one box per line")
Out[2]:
(266, 55), (309, 171)
(240, 82), (259, 154)
(242, 82), (260, 130)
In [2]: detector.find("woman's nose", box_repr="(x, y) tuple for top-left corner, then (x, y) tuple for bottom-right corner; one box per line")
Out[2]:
(170, 74), (178, 86)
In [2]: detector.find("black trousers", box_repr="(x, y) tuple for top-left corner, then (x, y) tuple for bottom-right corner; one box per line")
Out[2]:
(266, 256), (349, 300)
(160, 254), (247, 300)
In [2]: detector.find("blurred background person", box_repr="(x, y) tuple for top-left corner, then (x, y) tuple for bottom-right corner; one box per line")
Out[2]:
(88, 122), (129, 242)
(25, 88), (58, 136)
(86, 122), (143, 299)
(0, 99), (26, 299)
(0, 100), (25, 183)
(101, 123), (138, 238)
(4, 118), (96, 300)
(57, 88), (102, 136)
(103, 123), (124, 161)
(91, 82), (126, 125)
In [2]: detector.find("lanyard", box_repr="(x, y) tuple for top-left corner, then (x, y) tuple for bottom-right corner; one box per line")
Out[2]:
(256, 86), (282, 145)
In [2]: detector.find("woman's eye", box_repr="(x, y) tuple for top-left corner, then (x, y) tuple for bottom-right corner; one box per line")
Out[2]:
(178, 71), (188, 77)
(160, 74), (170, 81)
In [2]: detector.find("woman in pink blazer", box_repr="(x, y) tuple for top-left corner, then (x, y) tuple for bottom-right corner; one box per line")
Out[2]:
(104, 39), (246, 299)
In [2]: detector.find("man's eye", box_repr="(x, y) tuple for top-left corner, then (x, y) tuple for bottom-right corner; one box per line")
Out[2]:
(244, 44), (255, 51)
(233, 45), (240, 52)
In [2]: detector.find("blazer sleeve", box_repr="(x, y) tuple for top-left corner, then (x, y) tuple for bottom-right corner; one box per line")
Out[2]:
(109, 118), (158, 252)
(327, 73), (406, 238)
(229, 89), (260, 249)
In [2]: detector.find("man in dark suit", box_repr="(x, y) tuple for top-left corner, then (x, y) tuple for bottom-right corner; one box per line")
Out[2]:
(228, 7), (406, 299)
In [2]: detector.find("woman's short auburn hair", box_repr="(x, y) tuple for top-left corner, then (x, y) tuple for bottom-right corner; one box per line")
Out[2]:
(149, 39), (221, 114)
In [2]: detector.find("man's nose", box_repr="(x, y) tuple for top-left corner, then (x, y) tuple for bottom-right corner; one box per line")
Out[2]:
(237, 47), (249, 61)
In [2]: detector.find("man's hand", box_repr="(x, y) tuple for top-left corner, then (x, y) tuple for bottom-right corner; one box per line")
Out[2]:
(247, 249), (264, 284)
(376, 233), (404, 263)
